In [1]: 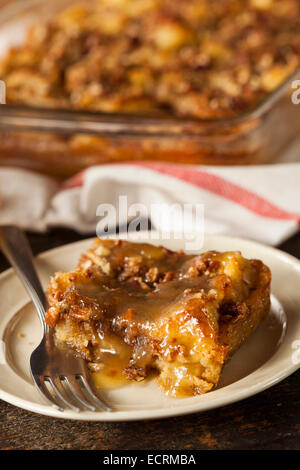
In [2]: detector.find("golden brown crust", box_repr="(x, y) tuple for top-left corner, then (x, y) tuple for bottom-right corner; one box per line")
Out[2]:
(45, 239), (271, 397)
(1, 0), (299, 119)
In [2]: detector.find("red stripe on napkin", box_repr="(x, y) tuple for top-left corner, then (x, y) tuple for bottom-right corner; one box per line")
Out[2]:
(63, 170), (85, 189)
(132, 162), (300, 223)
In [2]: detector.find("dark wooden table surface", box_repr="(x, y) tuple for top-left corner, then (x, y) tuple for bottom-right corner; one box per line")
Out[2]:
(0, 228), (299, 450)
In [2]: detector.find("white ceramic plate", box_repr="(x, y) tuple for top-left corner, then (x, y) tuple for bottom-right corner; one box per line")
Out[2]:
(0, 232), (299, 421)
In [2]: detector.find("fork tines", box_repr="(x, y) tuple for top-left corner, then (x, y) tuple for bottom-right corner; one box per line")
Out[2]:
(34, 373), (112, 412)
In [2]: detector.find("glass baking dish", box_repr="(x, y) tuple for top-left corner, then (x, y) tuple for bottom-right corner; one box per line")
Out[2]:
(0, 0), (299, 178)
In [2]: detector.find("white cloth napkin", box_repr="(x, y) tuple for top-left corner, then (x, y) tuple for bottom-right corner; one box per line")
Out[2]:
(0, 161), (299, 246)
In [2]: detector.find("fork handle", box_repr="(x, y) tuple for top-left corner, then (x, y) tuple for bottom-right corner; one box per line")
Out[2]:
(0, 226), (48, 334)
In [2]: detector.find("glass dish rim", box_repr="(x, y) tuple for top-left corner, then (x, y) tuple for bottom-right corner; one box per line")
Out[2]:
(0, 66), (299, 138)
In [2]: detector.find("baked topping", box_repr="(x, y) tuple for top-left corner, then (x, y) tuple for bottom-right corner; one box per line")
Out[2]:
(1, 0), (299, 118)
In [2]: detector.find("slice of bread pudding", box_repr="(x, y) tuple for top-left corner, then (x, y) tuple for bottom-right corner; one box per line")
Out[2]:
(45, 239), (271, 397)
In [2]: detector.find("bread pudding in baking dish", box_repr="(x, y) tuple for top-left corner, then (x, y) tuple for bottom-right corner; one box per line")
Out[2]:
(1, 0), (300, 172)
(45, 239), (271, 397)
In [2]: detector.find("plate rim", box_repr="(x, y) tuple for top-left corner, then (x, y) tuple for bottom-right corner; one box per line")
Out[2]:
(0, 231), (299, 421)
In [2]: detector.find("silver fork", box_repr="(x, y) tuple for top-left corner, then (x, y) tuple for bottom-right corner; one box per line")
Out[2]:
(0, 226), (112, 413)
